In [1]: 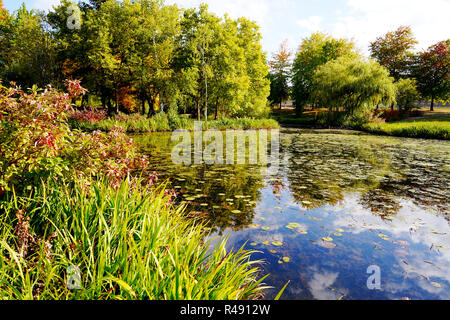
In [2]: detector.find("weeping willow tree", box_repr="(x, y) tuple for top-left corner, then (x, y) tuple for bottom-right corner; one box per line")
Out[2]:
(312, 56), (396, 115)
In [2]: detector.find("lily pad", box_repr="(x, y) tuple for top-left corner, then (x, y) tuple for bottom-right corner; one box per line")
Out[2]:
(322, 237), (333, 242)
(272, 241), (283, 246)
(431, 282), (442, 288)
(378, 233), (390, 241)
(261, 226), (271, 230)
(282, 257), (290, 263)
(286, 222), (301, 229)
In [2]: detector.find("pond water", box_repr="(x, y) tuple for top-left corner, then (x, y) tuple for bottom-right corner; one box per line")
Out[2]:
(133, 129), (450, 300)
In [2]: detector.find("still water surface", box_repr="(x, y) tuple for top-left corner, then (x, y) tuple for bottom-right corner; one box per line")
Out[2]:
(134, 129), (450, 300)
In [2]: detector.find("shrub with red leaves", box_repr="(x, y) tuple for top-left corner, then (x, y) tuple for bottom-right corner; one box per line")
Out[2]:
(0, 80), (155, 193)
(381, 110), (402, 122)
(69, 106), (107, 123)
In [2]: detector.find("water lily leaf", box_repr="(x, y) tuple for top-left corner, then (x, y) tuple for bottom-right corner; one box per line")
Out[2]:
(272, 241), (283, 246)
(261, 226), (271, 230)
(250, 224), (260, 228)
(262, 241), (269, 245)
(231, 210), (241, 214)
(333, 233), (343, 237)
(336, 228), (345, 233)
(297, 230), (308, 234)
(378, 233), (390, 240)
(431, 282), (442, 288)
(282, 257), (290, 263)
(269, 250), (277, 253)
(286, 222), (301, 229)
(322, 237), (333, 242)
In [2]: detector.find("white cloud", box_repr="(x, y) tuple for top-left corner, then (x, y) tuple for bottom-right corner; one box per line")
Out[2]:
(296, 16), (323, 32)
(331, 0), (450, 54)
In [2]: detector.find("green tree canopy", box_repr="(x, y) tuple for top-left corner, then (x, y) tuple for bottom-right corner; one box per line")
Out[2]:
(370, 26), (418, 80)
(412, 40), (449, 111)
(395, 78), (420, 111)
(0, 4), (57, 88)
(291, 32), (357, 114)
(312, 56), (396, 114)
(268, 39), (292, 108)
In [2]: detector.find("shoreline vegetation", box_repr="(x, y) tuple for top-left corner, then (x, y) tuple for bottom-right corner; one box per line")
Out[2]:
(273, 108), (450, 140)
(0, 179), (268, 299)
(70, 111), (280, 133)
(0, 81), (271, 300)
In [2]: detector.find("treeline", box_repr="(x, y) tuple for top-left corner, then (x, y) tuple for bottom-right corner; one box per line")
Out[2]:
(0, 0), (270, 119)
(269, 27), (449, 116)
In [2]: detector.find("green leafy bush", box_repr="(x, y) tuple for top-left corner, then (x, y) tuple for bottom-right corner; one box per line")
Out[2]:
(395, 78), (420, 111)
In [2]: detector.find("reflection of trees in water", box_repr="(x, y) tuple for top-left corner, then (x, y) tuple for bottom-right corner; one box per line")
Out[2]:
(131, 132), (267, 233)
(134, 130), (450, 226)
(359, 188), (402, 218)
(284, 133), (392, 210)
(283, 132), (449, 218)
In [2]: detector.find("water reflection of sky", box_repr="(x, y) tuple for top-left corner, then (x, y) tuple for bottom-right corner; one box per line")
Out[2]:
(208, 186), (450, 300)
(135, 130), (450, 300)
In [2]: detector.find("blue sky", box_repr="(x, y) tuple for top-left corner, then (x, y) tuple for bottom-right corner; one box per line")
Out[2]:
(4, 0), (450, 56)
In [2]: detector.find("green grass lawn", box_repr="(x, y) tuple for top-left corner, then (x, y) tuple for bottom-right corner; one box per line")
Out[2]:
(272, 107), (450, 140)
(363, 112), (450, 140)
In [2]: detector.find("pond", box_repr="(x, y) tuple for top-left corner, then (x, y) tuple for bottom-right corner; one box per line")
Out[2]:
(133, 129), (450, 300)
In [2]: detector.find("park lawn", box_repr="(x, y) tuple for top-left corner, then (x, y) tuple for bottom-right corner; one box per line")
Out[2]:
(362, 114), (450, 140)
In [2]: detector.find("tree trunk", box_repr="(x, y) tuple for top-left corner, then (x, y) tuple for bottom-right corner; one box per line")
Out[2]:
(106, 99), (114, 116)
(197, 100), (200, 121)
(214, 97), (220, 120)
(81, 93), (89, 107)
(101, 95), (106, 109)
(147, 97), (155, 117)
(430, 96), (434, 112)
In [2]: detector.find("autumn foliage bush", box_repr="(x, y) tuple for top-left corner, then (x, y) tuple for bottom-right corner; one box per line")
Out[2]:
(0, 80), (154, 194)
(69, 106), (107, 123)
